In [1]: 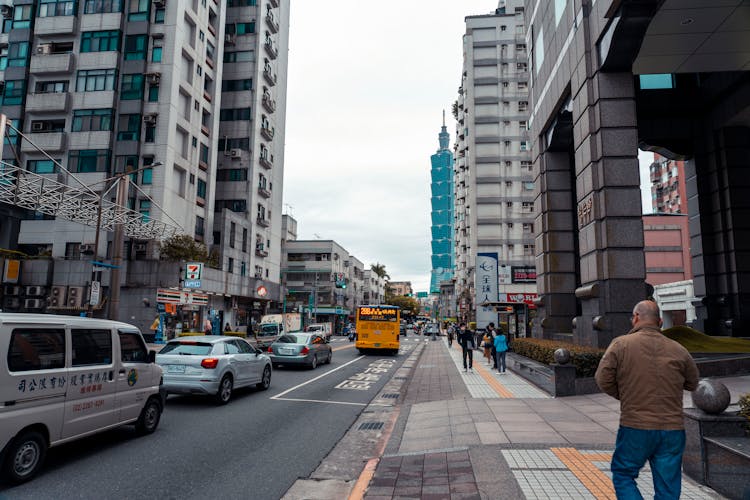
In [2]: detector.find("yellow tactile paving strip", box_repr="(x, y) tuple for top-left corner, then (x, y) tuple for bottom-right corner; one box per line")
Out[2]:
(451, 342), (514, 398)
(551, 448), (616, 500)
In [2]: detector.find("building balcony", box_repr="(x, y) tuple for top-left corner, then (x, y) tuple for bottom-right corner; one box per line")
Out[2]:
(260, 126), (275, 141)
(255, 245), (269, 257)
(256, 217), (270, 228)
(265, 12), (279, 33)
(262, 94), (276, 113)
(259, 155), (273, 170)
(263, 67), (277, 86)
(257, 185), (271, 198)
(30, 52), (74, 74)
(264, 40), (278, 59)
(35, 15), (77, 36)
(21, 132), (66, 153)
(25, 92), (70, 113)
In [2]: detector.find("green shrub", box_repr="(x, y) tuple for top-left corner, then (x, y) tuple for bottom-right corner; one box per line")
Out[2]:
(739, 394), (750, 432)
(510, 337), (605, 378)
(663, 326), (750, 353)
(223, 331), (247, 338)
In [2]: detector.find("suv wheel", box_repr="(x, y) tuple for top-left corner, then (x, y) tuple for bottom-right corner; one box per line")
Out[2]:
(216, 374), (233, 404)
(256, 366), (271, 390)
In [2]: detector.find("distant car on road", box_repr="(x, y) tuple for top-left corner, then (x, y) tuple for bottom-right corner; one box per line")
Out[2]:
(157, 336), (272, 404)
(267, 333), (332, 369)
(424, 323), (441, 336)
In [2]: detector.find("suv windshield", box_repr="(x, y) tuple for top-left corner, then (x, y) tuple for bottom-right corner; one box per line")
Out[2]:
(159, 342), (214, 355)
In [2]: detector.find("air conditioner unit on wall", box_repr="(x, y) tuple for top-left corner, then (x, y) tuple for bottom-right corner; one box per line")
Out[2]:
(31, 122), (44, 131)
(36, 44), (52, 55)
(230, 148), (241, 158)
(26, 286), (46, 297)
(4, 285), (21, 296)
(3, 297), (21, 309)
(67, 286), (84, 307)
(146, 72), (161, 85)
(50, 285), (67, 307)
(143, 114), (158, 125)
(24, 299), (45, 309)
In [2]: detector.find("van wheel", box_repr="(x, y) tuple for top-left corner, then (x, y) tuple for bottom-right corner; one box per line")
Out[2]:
(256, 366), (271, 390)
(2, 430), (47, 484)
(216, 375), (233, 404)
(135, 398), (162, 435)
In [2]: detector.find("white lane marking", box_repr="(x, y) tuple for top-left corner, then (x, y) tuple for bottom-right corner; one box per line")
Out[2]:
(272, 397), (394, 407)
(270, 355), (366, 400)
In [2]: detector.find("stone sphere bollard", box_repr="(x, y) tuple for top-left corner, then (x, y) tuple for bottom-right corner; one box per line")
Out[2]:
(554, 348), (571, 365)
(691, 379), (731, 415)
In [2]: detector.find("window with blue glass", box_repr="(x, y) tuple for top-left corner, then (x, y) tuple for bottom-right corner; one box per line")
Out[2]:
(11, 5), (33, 29)
(139, 199), (150, 222)
(236, 22), (255, 35)
(120, 73), (144, 99)
(38, 0), (76, 17)
(8, 42), (29, 67)
(84, 0), (124, 14)
(154, 7), (165, 23)
(141, 167), (152, 185)
(0, 47), (8, 70)
(70, 150), (110, 173)
(81, 31), (120, 52)
(72, 109), (113, 132)
(639, 74), (675, 90)
(128, 0), (149, 21)
(197, 179), (206, 199)
(117, 114), (141, 141)
(27, 159), (59, 174)
(151, 46), (162, 62)
(76, 69), (117, 92)
(221, 79), (252, 92)
(124, 34), (147, 60)
(3, 119), (20, 146)
(147, 85), (159, 102)
(220, 108), (251, 121)
(2, 80), (26, 105)
(227, 0), (256, 6)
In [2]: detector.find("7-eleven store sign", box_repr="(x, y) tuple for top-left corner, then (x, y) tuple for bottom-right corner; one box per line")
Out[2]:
(157, 288), (209, 305)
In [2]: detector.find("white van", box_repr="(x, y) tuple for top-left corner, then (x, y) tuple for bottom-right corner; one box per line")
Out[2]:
(0, 314), (164, 484)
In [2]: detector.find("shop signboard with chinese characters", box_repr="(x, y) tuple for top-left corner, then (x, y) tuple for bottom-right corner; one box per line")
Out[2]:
(511, 267), (536, 283)
(499, 264), (512, 285)
(475, 252), (499, 330)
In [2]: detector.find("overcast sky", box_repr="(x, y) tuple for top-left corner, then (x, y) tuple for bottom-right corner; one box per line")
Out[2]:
(282, 1), (653, 294)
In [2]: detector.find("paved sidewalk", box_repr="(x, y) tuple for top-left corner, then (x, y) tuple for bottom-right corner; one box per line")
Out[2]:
(359, 338), (745, 499)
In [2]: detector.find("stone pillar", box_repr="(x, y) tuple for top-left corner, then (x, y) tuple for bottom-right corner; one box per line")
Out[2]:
(533, 151), (579, 339)
(692, 126), (750, 336)
(572, 72), (646, 348)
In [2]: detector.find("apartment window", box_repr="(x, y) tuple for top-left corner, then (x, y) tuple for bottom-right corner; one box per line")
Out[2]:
(506, 202), (513, 208)
(141, 167), (152, 185)
(217, 138), (250, 151)
(81, 31), (121, 52)
(114, 155), (137, 175)
(505, 181), (513, 187)
(199, 143), (210, 166)
(505, 161), (512, 167)
(520, 141), (528, 151)
(215, 199), (247, 213)
(120, 74), (144, 99)
(227, 0), (257, 6)
(519, 120), (527, 129)
(240, 261), (246, 277)
(523, 223), (534, 233)
(223, 51), (254, 63)
(229, 222), (236, 248)
(206, 41), (215, 62)
(522, 160), (533, 171)
(507, 222), (514, 229)
(236, 22), (256, 35)
(36, 81), (68, 94)
(85, 0), (124, 14)
(219, 108), (252, 121)
(10, 5), (32, 28)
(144, 124), (155, 142)
(504, 141), (511, 147)
(195, 216), (205, 237)
(151, 46), (163, 62)
(222, 79), (252, 91)
(216, 168), (247, 181)
(72, 109), (113, 132)
(128, 0), (150, 21)
(117, 114), (141, 141)
(242, 228), (247, 252)
(522, 202), (534, 213)
(2, 80), (26, 105)
(139, 200), (150, 222)
(7, 42), (29, 67)
(38, 0), (76, 17)
(523, 244), (535, 256)
(523, 181), (535, 191)
(70, 150), (110, 173)
(76, 69), (117, 92)
(226, 258), (234, 274)
(27, 159), (59, 174)
(124, 35), (147, 60)
(256, 204), (265, 220)
(518, 101), (528, 112)
(0, 47), (7, 70)
(154, 8), (165, 22)
(197, 178), (207, 199)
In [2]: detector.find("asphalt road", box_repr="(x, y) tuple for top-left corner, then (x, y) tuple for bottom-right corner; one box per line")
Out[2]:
(1, 338), (420, 500)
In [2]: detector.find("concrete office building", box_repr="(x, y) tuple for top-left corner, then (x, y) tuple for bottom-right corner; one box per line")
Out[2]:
(363, 269), (386, 305)
(454, 0), (535, 331)
(388, 281), (412, 297)
(0, 0), (290, 331)
(428, 113), (455, 294)
(525, 0), (749, 343)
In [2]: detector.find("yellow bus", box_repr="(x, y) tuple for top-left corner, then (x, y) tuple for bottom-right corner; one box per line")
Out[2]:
(355, 305), (400, 355)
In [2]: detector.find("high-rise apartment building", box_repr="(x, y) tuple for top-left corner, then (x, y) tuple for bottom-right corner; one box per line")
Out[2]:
(650, 153), (686, 214)
(454, 0), (535, 331)
(0, 0), (290, 330)
(429, 112), (454, 294)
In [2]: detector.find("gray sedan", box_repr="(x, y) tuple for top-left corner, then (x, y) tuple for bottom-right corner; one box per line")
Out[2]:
(157, 336), (272, 404)
(267, 333), (332, 369)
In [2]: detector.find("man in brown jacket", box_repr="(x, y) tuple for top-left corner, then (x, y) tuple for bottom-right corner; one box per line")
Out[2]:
(595, 300), (699, 499)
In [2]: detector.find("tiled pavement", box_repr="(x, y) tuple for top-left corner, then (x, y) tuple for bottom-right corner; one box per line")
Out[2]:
(360, 338), (740, 500)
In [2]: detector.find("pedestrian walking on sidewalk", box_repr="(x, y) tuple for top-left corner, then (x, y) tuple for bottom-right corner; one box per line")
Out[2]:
(595, 300), (699, 500)
(487, 322), (498, 368)
(458, 323), (474, 371)
(447, 324), (455, 346)
(482, 329), (493, 365)
(493, 329), (508, 373)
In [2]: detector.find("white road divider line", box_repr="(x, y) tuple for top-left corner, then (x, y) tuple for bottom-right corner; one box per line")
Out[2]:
(270, 355), (366, 400)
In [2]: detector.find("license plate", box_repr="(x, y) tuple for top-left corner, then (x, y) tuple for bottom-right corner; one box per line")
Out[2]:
(167, 364), (185, 373)
(374, 343), (381, 347)
(279, 347), (293, 355)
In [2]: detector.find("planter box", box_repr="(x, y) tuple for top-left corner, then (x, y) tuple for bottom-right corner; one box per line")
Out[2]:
(507, 352), (600, 397)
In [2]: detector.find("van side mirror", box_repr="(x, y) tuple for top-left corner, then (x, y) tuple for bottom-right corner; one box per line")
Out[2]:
(148, 350), (156, 364)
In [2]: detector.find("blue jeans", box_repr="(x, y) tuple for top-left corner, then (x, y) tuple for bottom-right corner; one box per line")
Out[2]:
(495, 350), (507, 371)
(611, 426), (686, 500)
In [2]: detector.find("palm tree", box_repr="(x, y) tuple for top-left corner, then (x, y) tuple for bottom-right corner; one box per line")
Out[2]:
(370, 263), (390, 280)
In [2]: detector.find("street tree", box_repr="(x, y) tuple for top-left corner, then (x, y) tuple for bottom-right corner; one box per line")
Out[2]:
(159, 234), (209, 262)
(370, 263), (390, 280)
(386, 294), (420, 316)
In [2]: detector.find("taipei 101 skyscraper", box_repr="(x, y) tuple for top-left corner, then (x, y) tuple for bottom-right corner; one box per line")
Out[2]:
(429, 112), (455, 293)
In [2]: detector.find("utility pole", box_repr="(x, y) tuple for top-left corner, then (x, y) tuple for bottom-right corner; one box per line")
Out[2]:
(108, 177), (128, 321)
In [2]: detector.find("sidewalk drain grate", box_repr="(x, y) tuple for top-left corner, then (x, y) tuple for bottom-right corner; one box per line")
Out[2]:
(381, 393), (399, 399)
(394, 376), (407, 380)
(359, 422), (385, 431)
